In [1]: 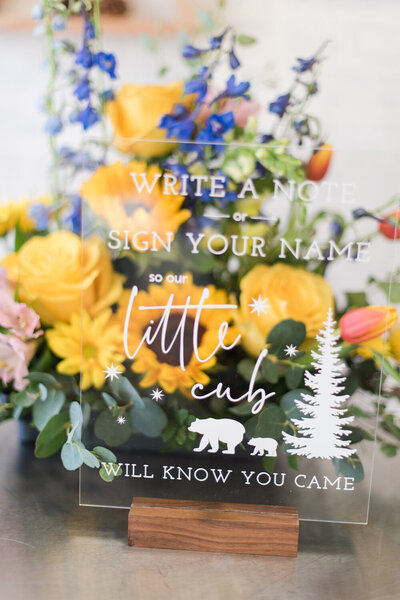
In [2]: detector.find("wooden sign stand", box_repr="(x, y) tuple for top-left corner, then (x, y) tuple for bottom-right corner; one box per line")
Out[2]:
(128, 497), (299, 557)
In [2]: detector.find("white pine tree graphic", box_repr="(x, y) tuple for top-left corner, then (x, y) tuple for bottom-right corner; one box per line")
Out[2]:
(282, 308), (356, 459)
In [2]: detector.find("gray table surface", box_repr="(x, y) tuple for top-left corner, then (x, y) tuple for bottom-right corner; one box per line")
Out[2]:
(0, 419), (399, 600)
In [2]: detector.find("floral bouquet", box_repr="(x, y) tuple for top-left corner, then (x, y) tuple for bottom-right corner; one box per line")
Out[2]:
(1, 1), (399, 484)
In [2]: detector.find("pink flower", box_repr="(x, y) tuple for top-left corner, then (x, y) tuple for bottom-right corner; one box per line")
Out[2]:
(0, 269), (42, 340)
(198, 92), (259, 128)
(0, 334), (35, 391)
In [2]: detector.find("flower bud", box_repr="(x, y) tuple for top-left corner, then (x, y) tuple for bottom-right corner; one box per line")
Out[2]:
(339, 305), (398, 344)
(306, 143), (333, 181)
(378, 210), (400, 240)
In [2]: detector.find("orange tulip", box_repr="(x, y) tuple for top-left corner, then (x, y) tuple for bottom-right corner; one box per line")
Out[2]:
(378, 210), (400, 240)
(306, 143), (333, 181)
(339, 306), (398, 344)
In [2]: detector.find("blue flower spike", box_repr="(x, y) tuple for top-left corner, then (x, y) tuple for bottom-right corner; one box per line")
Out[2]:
(95, 52), (117, 79)
(269, 93), (291, 117)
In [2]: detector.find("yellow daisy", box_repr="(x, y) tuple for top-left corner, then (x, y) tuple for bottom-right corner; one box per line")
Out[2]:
(46, 309), (125, 390)
(116, 274), (238, 395)
(80, 161), (191, 250)
(0, 196), (51, 236)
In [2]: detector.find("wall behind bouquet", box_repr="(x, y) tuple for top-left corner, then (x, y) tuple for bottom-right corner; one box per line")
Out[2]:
(0, 0), (399, 200)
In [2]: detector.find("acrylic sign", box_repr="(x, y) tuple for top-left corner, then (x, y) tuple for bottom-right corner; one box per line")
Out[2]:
(79, 141), (399, 523)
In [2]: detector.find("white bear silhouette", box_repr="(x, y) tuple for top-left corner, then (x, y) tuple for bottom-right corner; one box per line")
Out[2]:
(188, 418), (245, 455)
(248, 437), (278, 457)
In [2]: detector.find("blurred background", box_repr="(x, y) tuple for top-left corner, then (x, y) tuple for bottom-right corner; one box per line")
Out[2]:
(0, 0), (399, 199)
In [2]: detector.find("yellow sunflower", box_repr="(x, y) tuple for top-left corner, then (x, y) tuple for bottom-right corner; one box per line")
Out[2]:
(80, 161), (190, 250)
(116, 274), (239, 395)
(46, 309), (125, 390)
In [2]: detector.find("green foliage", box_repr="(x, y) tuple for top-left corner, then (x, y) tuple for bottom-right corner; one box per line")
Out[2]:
(35, 412), (69, 458)
(236, 34), (257, 46)
(345, 292), (368, 308)
(285, 366), (304, 390)
(262, 456), (276, 473)
(107, 376), (144, 408)
(280, 389), (307, 422)
(267, 319), (306, 360)
(380, 443), (398, 458)
(61, 442), (83, 470)
(99, 462), (122, 482)
(33, 389), (65, 431)
(130, 397), (167, 438)
(94, 410), (132, 447)
(333, 455), (364, 482)
(238, 359), (262, 382)
(245, 405), (286, 440)
(261, 358), (279, 383)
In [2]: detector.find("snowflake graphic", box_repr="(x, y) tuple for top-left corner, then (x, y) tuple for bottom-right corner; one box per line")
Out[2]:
(284, 344), (298, 358)
(248, 294), (270, 317)
(151, 388), (164, 402)
(116, 415), (126, 425)
(103, 362), (122, 382)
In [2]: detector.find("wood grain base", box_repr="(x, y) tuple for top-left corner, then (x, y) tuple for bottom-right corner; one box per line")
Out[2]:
(128, 497), (299, 557)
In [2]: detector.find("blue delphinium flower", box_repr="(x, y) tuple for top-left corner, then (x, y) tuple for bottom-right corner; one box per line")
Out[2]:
(182, 45), (208, 59)
(95, 52), (117, 79)
(75, 44), (93, 69)
(292, 56), (316, 73)
(29, 204), (52, 231)
(63, 195), (82, 234)
(209, 29), (227, 50)
(45, 115), (63, 135)
(185, 67), (209, 102)
(75, 104), (99, 130)
(31, 4), (44, 21)
(229, 50), (240, 70)
(84, 20), (95, 40)
(73, 76), (91, 101)
(197, 111), (234, 145)
(52, 15), (66, 31)
(215, 75), (250, 101)
(101, 89), (115, 102)
(159, 104), (196, 140)
(269, 93), (290, 117)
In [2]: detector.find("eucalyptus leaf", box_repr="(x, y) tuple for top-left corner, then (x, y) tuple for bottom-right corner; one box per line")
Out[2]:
(285, 366), (304, 390)
(12, 388), (38, 408)
(333, 455), (364, 482)
(93, 446), (117, 463)
(130, 397), (167, 438)
(80, 448), (100, 468)
(108, 376), (144, 409)
(94, 410), (132, 446)
(262, 456), (276, 473)
(102, 392), (117, 409)
(24, 372), (58, 388)
(267, 320), (306, 359)
(38, 383), (48, 401)
(61, 442), (83, 471)
(67, 401), (83, 443)
(261, 358), (279, 383)
(99, 462), (122, 482)
(280, 389), (307, 422)
(35, 412), (69, 458)
(33, 389), (65, 431)
(245, 405), (286, 440)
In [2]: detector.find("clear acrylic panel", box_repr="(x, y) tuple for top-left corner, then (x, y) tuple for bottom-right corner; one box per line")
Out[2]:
(79, 140), (399, 523)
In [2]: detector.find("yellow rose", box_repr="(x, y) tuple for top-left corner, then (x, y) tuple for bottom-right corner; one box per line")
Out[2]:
(1, 231), (124, 326)
(238, 263), (334, 356)
(390, 325), (400, 361)
(107, 81), (192, 157)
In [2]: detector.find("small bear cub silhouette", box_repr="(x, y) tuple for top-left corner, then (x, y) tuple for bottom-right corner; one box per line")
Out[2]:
(248, 437), (278, 457)
(188, 417), (245, 454)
